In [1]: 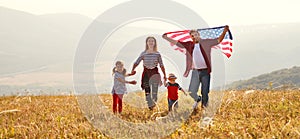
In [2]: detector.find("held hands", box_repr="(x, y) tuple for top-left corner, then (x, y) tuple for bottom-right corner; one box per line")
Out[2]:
(159, 76), (167, 87)
(126, 70), (136, 85)
(128, 70), (136, 76)
(163, 76), (167, 86)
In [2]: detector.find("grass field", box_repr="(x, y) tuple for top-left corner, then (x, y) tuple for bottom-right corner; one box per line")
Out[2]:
(1, 90), (299, 138)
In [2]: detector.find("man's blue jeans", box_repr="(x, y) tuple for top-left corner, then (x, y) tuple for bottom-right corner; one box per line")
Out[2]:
(188, 69), (210, 107)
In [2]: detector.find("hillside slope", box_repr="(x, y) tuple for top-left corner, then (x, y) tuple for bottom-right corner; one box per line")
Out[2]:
(227, 66), (300, 90)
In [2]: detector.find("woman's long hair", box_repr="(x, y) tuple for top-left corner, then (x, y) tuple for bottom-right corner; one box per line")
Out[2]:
(112, 61), (126, 76)
(145, 36), (157, 52)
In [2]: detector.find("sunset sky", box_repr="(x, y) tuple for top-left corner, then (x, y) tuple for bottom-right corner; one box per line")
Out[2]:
(1, 0), (299, 26)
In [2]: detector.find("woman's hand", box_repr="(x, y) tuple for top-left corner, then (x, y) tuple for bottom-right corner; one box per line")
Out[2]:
(128, 70), (136, 76)
(163, 80), (167, 87)
(132, 70), (136, 75)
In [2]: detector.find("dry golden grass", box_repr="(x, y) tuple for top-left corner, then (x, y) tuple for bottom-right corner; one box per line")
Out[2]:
(1, 90), (299, 138)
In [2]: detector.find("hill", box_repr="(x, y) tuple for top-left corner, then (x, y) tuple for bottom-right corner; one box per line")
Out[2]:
(0, 6), (93, 75)
(226, 66), (300, 90)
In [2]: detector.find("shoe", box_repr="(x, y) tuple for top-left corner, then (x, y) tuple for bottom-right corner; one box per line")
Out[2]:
(149, 104), (156, 110)
(192, 96), (202, 109)
(202, 102), (208, 108)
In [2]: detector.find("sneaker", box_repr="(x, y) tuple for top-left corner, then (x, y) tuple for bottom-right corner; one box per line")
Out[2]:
(202, 102), (208, 108)
(192, 96), (202, 109)
(149, 106), (153, 110)
(149, 104), (156, 110)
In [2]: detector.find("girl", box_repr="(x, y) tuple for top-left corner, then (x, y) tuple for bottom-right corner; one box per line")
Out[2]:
(112, 61), (136, 114)
(131, 36), (167, 110)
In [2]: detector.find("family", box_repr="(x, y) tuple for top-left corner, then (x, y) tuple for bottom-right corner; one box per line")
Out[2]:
(111, 26), (230, 114)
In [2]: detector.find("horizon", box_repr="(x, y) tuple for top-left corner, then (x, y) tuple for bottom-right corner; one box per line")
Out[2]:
(0, 1), (300, 95)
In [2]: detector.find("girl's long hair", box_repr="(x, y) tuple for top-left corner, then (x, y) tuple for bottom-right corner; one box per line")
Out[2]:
(145, 36), (157, 52)
(112, 61), (126, 76)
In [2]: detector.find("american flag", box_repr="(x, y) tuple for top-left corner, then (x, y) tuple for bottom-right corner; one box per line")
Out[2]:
(164, 26), (233, 58)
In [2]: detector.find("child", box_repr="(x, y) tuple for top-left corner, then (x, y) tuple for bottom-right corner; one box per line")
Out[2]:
(111, 61), (137, 114)
(165, 73), (187, 111)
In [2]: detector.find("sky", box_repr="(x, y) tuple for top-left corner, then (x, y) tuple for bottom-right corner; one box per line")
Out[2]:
(1, 0), (300, 26)
(0, 0), (300, 92)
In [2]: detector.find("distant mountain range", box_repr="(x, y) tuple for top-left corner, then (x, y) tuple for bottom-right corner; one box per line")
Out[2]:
(0, 6), (92, 75)
(0, 6), (300, 94)
(226, 66), (300, 90)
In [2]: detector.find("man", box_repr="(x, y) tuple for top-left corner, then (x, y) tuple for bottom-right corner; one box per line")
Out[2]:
(162, 25), (229, 109)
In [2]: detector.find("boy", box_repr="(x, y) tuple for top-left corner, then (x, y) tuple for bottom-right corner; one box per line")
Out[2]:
(165, 73), (187, 111)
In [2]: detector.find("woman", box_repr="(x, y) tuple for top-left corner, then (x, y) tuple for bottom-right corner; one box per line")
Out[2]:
(131, 36), (167, 110)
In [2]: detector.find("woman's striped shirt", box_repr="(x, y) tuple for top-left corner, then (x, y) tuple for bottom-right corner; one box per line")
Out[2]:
(134, 51), (164, 69)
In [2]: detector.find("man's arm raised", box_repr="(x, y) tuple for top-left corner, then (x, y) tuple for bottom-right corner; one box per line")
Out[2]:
(218, 25), (229, 43)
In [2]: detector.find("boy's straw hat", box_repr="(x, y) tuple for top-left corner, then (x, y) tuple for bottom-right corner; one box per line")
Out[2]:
(168, 73), (177, 80)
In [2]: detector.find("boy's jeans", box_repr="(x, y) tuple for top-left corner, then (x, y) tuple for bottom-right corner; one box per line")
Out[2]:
(168, 98), (178, 111)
